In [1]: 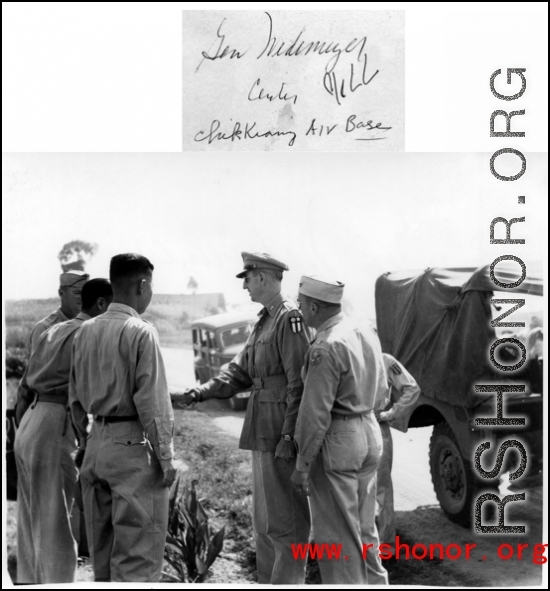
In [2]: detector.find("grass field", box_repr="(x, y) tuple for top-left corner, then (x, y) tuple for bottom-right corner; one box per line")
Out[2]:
(3, 294), (217, 381)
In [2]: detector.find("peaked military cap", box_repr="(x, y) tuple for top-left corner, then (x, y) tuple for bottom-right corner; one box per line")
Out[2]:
(236, 252), (289, 278)
(59, 270), (89, 287)
(299, 275), (345, 304)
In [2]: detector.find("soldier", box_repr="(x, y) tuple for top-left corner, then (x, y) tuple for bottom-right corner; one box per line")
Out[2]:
(14, 278), (113, 584)
(15, 270), (89, 423)
(69, 254), (176, 582)
(291, 275), (389, 585)
(180, 252), (311, 584)
(29, 269), (89, 354)
(375, 353), (421, 546)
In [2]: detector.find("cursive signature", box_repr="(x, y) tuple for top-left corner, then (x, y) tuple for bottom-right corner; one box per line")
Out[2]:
(323, 53), (379, 105)
(248, 78), (298, 105)
(194, 119), (297, 147)
(257, 12), (367, 74)
(196, 18), (247, 72)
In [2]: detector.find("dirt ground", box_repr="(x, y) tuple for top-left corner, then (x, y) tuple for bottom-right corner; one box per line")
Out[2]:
(190, 400), (547, 587)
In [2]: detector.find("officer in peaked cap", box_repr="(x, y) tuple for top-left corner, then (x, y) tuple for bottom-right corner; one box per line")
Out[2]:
(291, 275), (389, 585)
(235, 252), (289, 278)
(15, 269), (89, 424)
(180, 251), (311, 584)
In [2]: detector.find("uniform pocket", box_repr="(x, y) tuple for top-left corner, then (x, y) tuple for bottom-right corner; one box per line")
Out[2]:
(322, 421), (365, 473)
(326, 419), (357, 435)
(257, 388), (287, 440)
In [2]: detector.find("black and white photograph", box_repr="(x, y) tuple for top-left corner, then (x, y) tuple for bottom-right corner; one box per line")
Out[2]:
(3, 151), (546, 586)
(2, 2), (548, 588)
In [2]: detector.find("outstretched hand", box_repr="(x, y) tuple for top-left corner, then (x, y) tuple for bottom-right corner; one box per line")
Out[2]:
(170, 389), (199, 408)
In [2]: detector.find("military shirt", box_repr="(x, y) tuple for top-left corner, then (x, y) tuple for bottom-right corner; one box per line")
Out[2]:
(200, 293), (310, 452)
(295, 313), (388, 472)
(16, 307), (71, 411)
(377, 353), (421, 420)
(69, 303), (174, 462)
(16, 312), (90, 410)
(29, 308), (70, 355)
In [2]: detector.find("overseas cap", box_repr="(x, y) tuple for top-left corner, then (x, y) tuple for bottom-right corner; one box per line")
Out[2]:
(299, 275), (345, 304)
(59, 270), (89, 287)
(236, 252), (289, 278)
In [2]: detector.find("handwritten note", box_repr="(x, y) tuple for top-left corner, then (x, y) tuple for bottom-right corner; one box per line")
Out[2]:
(182, 11), (405, 151)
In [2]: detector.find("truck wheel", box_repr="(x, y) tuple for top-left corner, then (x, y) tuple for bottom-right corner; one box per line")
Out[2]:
(429, 422), (484, 527)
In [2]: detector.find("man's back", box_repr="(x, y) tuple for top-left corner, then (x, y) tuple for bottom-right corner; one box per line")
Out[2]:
(308, 314), (388, 413)
(28, 308), (70, 355)
(71, 303), (169, 421)
(70, 302), (174, 582)
(26, 313), (88, 394)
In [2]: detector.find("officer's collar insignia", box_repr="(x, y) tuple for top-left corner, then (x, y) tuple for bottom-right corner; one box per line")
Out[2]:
(290, 316), (303, 333)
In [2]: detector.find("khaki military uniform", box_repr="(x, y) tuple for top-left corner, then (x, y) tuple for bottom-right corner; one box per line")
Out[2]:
(15, 307), (71, 419)
(69, 303), (174, 582)
(14, 312), (90, 584)
(29, 307), (70, 354)
(295, 313), (389, 585)
(376, 354), (420, 544)
(199, 293), (311, 584)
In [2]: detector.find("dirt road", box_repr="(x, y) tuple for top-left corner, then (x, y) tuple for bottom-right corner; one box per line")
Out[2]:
(162, 347), (546, 587)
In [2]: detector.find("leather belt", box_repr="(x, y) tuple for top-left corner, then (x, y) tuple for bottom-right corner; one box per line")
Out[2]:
(37, 392), (67, 405)
(331, 410), (373, 421)
(95, 415), (139, 423)
(252, 375), (288, 389)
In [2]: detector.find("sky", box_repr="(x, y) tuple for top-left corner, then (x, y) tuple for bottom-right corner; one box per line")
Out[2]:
(2, 152), (547, 321)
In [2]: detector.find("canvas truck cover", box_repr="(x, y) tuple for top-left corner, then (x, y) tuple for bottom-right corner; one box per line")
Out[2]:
(375, 262), (542, 410)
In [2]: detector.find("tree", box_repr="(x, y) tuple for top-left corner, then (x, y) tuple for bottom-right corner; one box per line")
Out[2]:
(187, 276), (198, 295)
(58, 240), (98, 272)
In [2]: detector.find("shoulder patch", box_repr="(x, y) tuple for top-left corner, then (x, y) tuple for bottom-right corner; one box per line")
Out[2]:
(310, 348), (324, 366)
(289, 315), (303, 333)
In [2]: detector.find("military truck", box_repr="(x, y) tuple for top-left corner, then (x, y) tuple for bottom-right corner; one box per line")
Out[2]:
(375, 262), (543, 526)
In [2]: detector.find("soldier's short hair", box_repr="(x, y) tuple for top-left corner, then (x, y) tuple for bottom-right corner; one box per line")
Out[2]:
(302, 294), (341, 311)
(259, 268), (284, 282)
(81, 278), (113, 309)
(110, 253), (154, 287)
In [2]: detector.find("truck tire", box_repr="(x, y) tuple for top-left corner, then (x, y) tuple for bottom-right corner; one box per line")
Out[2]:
(429, 422), (486, 527)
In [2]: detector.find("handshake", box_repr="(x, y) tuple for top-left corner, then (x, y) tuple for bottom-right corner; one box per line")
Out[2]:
(170, 387), (203, 409)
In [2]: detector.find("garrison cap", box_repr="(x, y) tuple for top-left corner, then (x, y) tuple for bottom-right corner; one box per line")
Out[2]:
(236, 252), (289, 278)
(299, 275), (345, 304)
(59, 270), (89, 287)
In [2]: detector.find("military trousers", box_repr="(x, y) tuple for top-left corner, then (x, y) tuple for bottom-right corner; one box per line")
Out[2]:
(251, 450), (311, 584)
(309, 413), (388, 585)
(80, 419), (168, 582)
(376, 421), (396, 545)
(14, 401), (78, 584)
